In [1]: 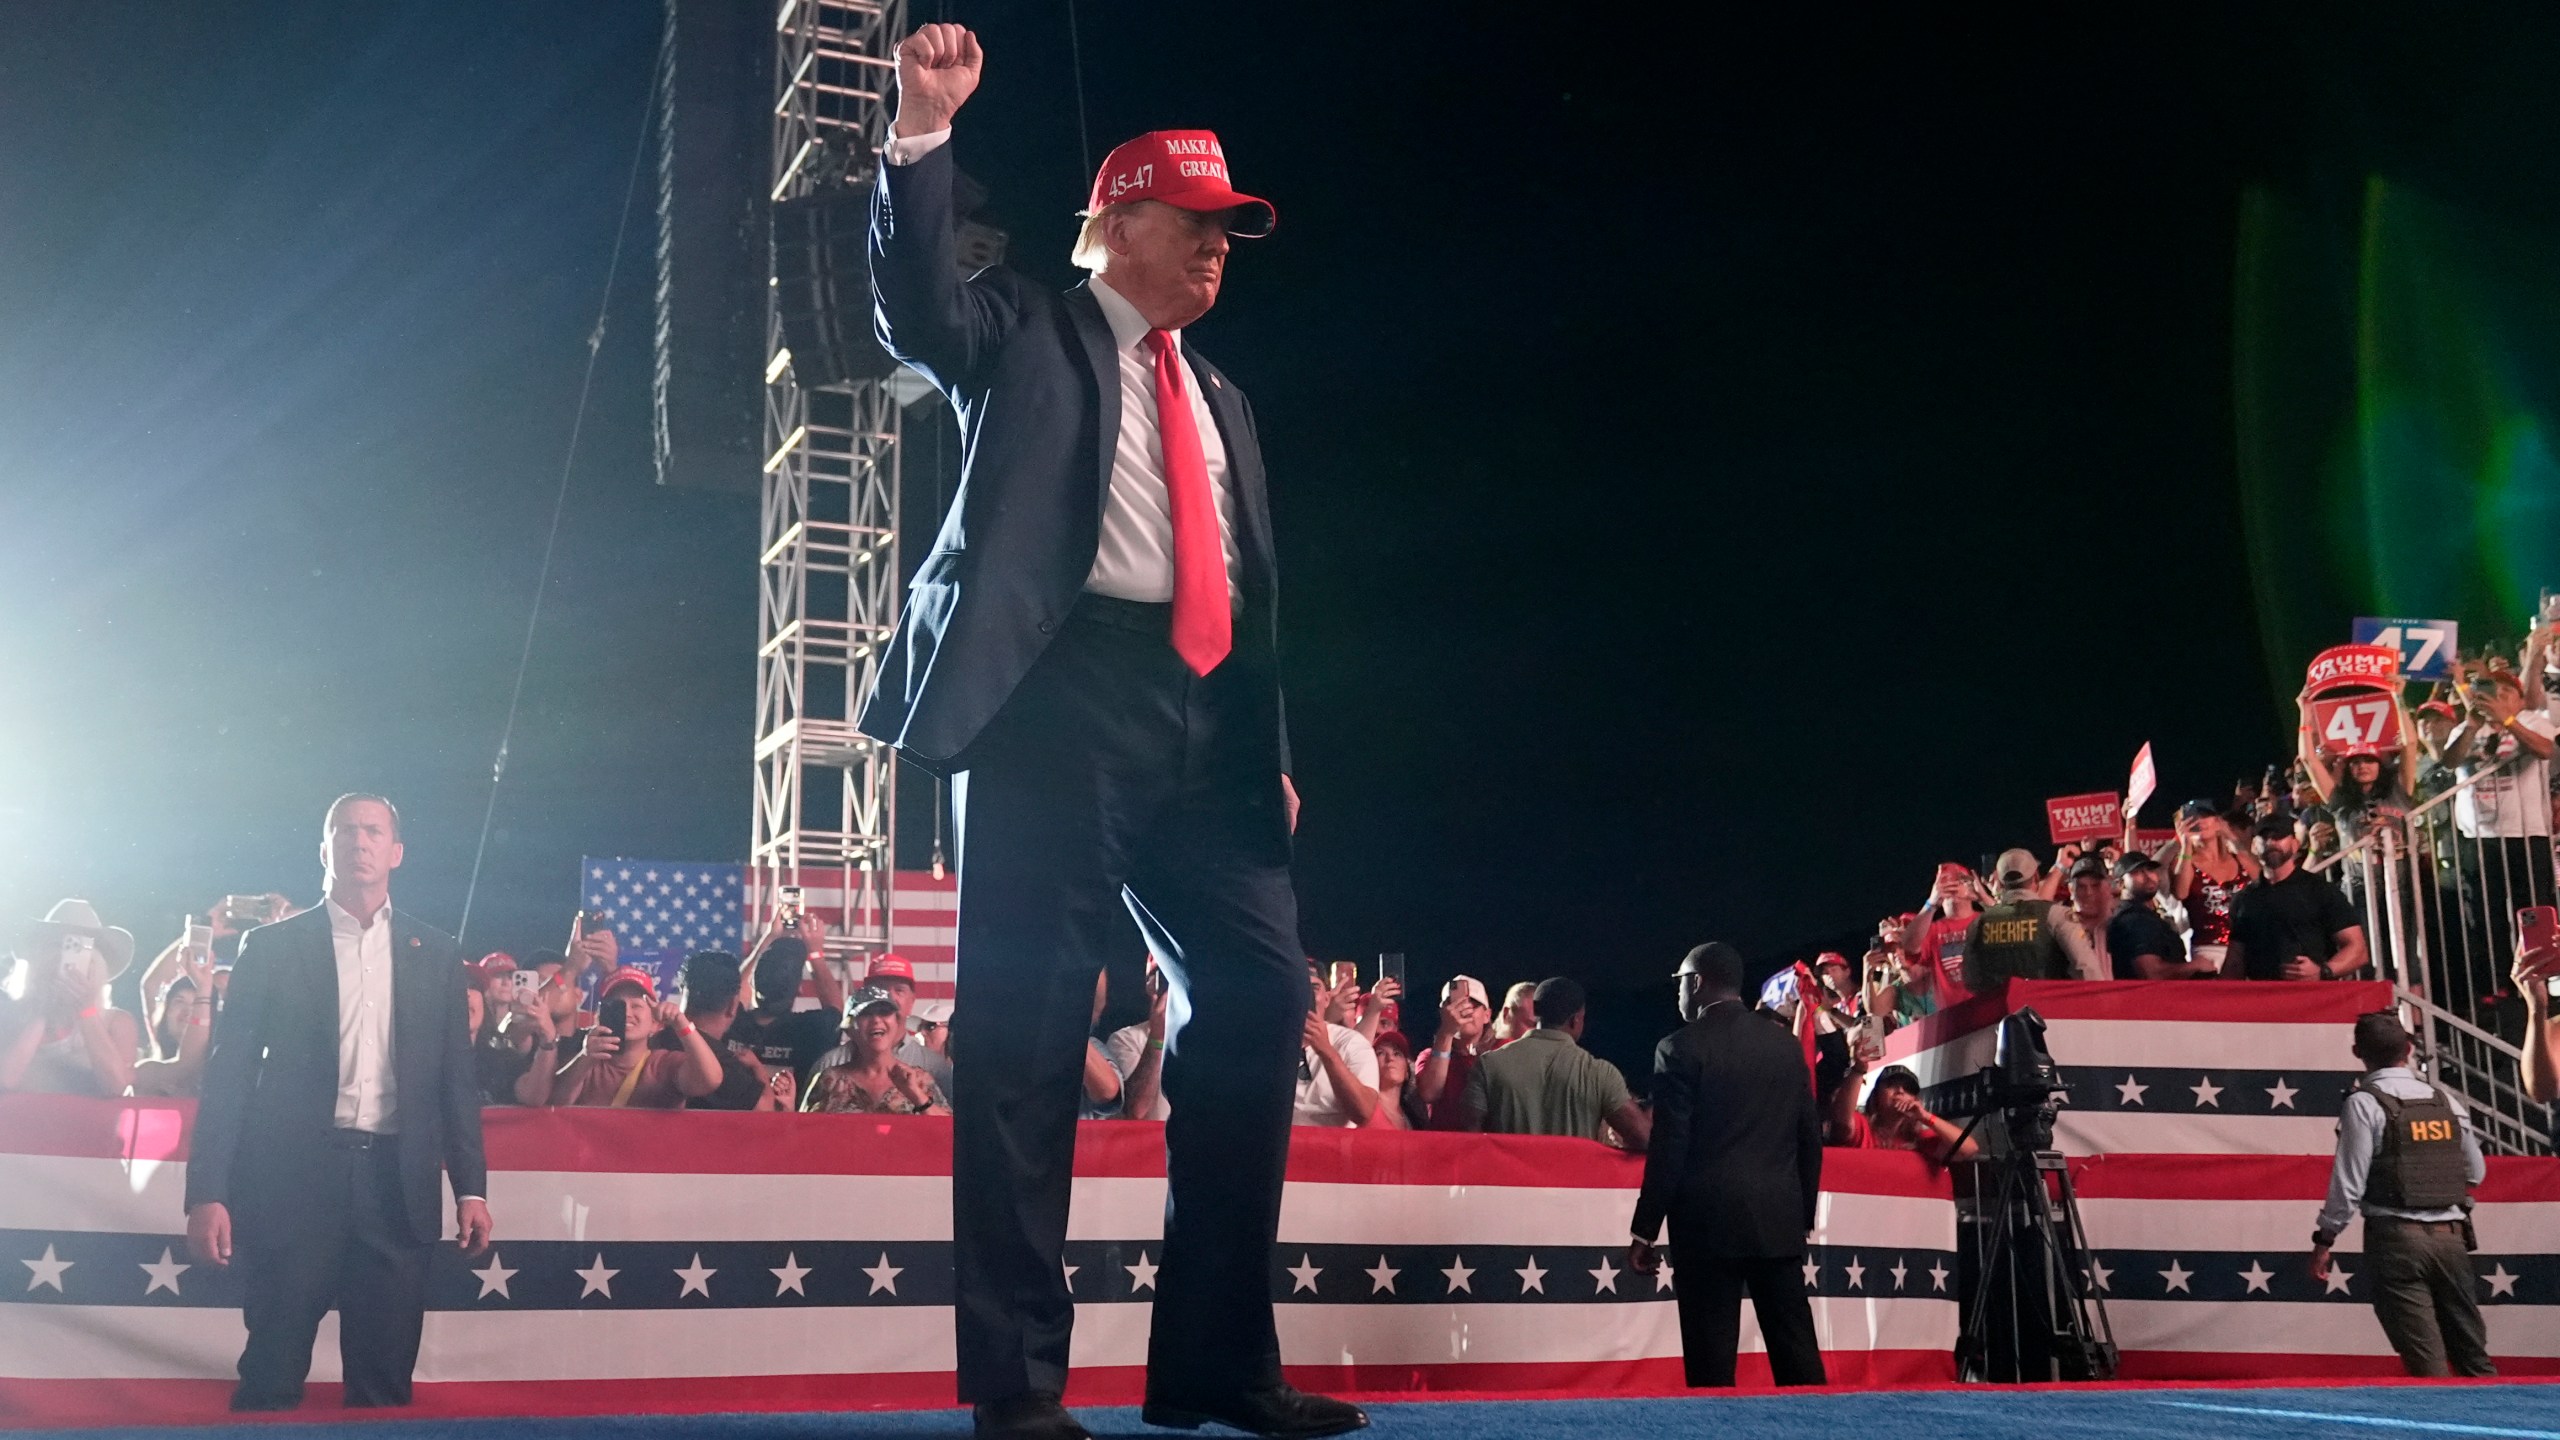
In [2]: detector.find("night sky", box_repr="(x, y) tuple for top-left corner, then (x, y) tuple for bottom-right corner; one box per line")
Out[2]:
(6, 4), (2555, 1048)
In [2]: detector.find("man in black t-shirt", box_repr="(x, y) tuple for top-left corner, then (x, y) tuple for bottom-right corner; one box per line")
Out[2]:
(2225, 815), (2368, 982)
(723, 937), (843, 1098)
(2106, 853), (2209, 980)
(659, 951), (794, 1111)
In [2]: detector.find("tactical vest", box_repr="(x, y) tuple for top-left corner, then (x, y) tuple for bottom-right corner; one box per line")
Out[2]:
(2358, 1080), (2470, 1210)
(1968, 900), (2069, 987)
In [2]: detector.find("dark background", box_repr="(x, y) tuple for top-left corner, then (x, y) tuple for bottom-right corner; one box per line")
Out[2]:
(6, 3), (2556, 1063)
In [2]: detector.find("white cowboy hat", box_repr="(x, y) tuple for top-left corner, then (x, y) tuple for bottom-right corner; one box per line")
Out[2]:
(20, 899), (137, 980)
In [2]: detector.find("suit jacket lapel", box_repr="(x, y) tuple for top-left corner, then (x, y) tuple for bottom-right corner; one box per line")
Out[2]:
(1065, 283), (1122, 516)
(389, 908), (427, 1117)
(1185, 349), (1278, 601)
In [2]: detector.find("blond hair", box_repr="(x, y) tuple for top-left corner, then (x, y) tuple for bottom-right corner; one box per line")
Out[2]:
(1070, 203), (1133, 272)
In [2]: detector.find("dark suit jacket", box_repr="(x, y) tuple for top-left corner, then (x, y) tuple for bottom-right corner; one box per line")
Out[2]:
(856, 142), (1290, 779)
(185, 905), (487, 1245)
(1631, 1002), (1825, 1257)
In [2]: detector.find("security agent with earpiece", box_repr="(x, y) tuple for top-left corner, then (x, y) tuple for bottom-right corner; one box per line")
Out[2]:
(2310, 1012), (2493, 1377)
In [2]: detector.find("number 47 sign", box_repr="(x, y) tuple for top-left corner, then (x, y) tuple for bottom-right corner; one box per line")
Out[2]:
(2353, 617), (2459, 682)
(2311, 692), (2400, 751)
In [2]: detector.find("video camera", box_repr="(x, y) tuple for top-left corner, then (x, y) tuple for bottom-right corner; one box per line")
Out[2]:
(1931, 1008), (2066, 1151)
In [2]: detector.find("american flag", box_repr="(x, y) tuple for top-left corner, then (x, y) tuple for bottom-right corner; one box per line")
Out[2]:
(580, 858), (959, 1000)
(577, 860), (748, 994)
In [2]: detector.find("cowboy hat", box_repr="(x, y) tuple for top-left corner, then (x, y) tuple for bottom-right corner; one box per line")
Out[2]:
(21, 899), (136, 980)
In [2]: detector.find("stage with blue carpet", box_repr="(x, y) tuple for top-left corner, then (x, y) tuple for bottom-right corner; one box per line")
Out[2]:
(39, 1384), (2560, 1440)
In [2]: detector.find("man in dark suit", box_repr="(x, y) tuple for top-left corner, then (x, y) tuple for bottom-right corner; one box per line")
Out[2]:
(1628, 942), (1828, 1388)
(859, 25), (1358, 1440)
(185, 794), (491, 1411)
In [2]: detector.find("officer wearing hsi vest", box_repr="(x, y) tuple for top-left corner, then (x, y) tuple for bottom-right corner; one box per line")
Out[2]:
(1961, 848), (2100, 990)
(2311, 1012), (2494, 1377)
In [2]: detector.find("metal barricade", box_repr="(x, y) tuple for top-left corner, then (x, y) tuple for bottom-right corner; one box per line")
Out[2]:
(2311, 758), (2556, 1156)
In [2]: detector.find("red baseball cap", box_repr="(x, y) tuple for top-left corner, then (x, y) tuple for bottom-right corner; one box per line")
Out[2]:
(598, 966), (658, 1001)
(465, 951), (516, 983)
(867, 954), (916, 983)
(1087, 130), (1275, 236)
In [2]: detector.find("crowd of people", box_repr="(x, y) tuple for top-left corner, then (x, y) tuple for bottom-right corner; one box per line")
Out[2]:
(7, 632), (2559, 1158)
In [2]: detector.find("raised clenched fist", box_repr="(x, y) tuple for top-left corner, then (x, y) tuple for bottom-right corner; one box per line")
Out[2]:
(895, 23), (982, 137)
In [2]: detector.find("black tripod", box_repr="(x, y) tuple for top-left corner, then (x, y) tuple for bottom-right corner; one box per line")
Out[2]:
(1951, 1103), (2118, 1383)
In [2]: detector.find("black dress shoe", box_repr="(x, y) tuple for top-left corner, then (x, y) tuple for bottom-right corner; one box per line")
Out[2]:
(974, 1393), (1093, 1440)
(1143, 1384), (1368, 1438)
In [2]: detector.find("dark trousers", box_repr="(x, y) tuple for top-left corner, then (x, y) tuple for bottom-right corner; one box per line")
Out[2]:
(2367, 1217), (2495, 1378)
(233, 1136), (434, 1409)
(1667, 1244), (1827, 1388)
(949, 600), (1303, 1404)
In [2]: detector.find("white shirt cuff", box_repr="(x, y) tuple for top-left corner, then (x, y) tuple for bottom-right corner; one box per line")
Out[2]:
(882, 128), (952, 166)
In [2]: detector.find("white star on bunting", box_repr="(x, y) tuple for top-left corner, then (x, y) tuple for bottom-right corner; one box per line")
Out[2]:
(863, 1253), (903, 1296)
(1063, 1261), (1079, 1293)
(139, 1247), (189, 1297)
(1288, 1255), (1323, 1294)
(1654, 1261), (1675, 1293)
(1843, 1257), (1866, 1290)
(771, 1253), (811, 1297)
(1590, 1256), (1621, 1294)
(2266, 1077), (2299, 1110)
(2323, 1263), (2353, 1296)
(1365, 1256), (1399, 1294)
(1515, 1256), (1548, 1294)
(576, 1254), (618, 1299)
(2160, 1259), (2193, 1293)
(2116, 1075), (2148, 1106)
(2089, 1259), (2113, 1292)
(2239, 1260), (2274, 1294)
(1441, 1256), (1474, 1294)
(1126, 1251), (1159, 1292)
(1928, 1262), (1949, 1292)
(676, 1254), (717, 1298)
(2191, 1077), (2224, 1108)
(22, 1244), (71, 1293)
(472, 1252), (517, 1300)
(1802, 1258), (1821, 1287)
(1889, 1258), (1908, 1290)
(2484, 1264), (2520, 1300)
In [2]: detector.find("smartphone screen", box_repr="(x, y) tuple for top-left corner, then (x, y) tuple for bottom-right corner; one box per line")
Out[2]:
(1329, 960), (1359, 992)
(1378, 952), (1406, 987)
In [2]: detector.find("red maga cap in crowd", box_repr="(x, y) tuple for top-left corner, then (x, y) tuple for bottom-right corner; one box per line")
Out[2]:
(1088, 130), (1275, 236)
(465, 951), (516, 982)
(598, 966), (658, 1000)
(867, 954), (916, 982)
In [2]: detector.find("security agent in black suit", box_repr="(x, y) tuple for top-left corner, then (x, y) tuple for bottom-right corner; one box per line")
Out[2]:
(863, 26), (1358, 1440)
(184, 794), (491, 1411)
(1628, 942), (1828, 1388)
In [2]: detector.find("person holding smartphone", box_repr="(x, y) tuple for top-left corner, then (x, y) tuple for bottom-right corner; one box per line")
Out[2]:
(2516, 913), (2560, 1108)
(548, 968), (722, 1108)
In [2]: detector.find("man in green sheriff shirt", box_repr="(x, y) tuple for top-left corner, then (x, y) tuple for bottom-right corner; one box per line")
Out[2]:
(1965, 848), (2102, 988)
(1457, 977), (1653, 1148)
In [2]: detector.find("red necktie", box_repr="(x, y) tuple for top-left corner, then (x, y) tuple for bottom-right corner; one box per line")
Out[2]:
(1145, 329), (1231, 675)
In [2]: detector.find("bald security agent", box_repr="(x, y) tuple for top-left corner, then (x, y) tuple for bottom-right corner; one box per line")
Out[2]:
(1628, 943), (1828, 1388)
(184, 795), (492, 1411)
(859, 26), (1358, 1440)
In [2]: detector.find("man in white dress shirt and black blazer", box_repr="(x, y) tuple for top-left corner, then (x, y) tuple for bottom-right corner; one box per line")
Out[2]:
(184, 794), (491, 1411)
(858, 25), (1359, 1440)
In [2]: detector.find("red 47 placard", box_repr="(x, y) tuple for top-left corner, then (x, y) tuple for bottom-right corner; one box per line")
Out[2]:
(2310, 692), (2401, 752)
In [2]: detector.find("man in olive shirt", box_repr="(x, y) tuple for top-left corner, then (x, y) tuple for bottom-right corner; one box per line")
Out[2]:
(1458, 978), (1651, 1148)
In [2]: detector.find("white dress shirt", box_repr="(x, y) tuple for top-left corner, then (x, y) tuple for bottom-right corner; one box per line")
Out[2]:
(884, 127), (1243, 606)
(327, 897), (398, 1133)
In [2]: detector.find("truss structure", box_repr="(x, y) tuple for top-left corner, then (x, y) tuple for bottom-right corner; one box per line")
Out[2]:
(753, 0), (905, 958)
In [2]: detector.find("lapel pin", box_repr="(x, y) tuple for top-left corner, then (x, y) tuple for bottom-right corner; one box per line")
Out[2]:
(409, 937), (422, 948)
(1210, 374), (1222, 389)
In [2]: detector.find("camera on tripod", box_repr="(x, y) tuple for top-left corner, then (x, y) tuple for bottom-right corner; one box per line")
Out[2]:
(1939, 1007), (2119, 1383)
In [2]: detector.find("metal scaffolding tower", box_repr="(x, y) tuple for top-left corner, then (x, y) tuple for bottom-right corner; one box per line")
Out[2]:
(754, 0), (906, 959)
